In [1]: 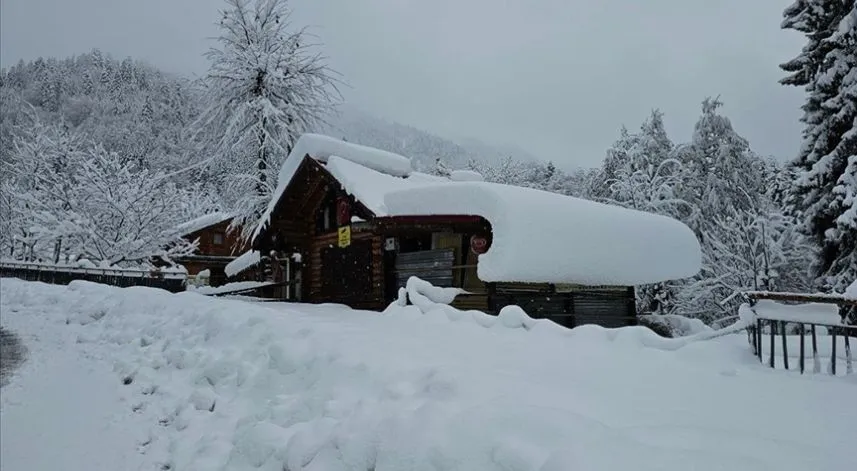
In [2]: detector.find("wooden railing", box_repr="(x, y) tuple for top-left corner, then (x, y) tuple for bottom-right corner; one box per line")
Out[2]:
(0, 261), (187, 293)
(744, 291), (856, 376)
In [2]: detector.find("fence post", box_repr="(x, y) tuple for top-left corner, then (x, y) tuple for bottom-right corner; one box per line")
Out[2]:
(830, 333), (837, 376)
(780, 320), (789, 370)
(846, 335), (853, 375)
(799, 323), (805, 374)
(756, 319), (763, 362)
(812, 325), (820, 373)
(769, 322), (776, 369)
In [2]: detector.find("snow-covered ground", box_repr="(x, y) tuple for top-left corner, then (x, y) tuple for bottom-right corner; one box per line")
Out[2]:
(1, 278), (855, 471)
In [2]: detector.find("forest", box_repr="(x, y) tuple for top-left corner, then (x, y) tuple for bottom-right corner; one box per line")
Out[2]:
(0, 0), (854, 323)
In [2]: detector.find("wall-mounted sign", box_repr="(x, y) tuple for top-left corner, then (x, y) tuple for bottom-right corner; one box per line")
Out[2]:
(470, 234), (489, 255)
(384, 237), (398, 252)
(336, 197), (351, 227)
(337, 225), (352, 248)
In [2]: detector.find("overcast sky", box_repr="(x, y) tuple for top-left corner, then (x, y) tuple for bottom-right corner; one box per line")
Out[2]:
(1, 0), (806, 168)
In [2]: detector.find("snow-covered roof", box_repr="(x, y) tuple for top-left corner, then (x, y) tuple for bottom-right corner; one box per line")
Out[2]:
(383, 183), (702, 285)
(225, 250), (260, 278)
(325, 156), (444, 215)
(176, 212), (233, 236)
(252, 133), (701, 285)
(252, 134), (413, 241)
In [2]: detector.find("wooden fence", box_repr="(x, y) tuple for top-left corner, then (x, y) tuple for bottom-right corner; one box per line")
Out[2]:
(744, 291), (856, 376)
(0, 261), (187, 293)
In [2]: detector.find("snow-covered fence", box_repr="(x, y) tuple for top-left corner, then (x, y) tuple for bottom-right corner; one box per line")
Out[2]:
(742, 292), (856, 376)
(0, 261), (187, 293)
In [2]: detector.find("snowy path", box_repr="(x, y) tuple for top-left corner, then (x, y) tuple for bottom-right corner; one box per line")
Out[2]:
(1, 278), (856, 471)
(0, 327), (26, 386)
(0, 290), (155, 471)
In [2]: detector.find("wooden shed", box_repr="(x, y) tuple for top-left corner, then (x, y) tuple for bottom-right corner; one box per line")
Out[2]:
(234, 134), (702, 329)
(175, 213), (246, 287)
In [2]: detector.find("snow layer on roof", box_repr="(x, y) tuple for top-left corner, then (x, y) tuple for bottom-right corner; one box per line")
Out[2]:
(384, 182), (702, 285)
(176, 212), (232, 236)
(325, 156), (442, 215)
(225, 250), (260, 278)
(253, 134), (413, 241)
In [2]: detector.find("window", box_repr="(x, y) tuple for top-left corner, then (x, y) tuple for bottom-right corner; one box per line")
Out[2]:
(213, 232), (225, 245)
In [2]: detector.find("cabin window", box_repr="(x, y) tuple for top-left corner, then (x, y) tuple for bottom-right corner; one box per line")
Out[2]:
(213, 232), (225, 246)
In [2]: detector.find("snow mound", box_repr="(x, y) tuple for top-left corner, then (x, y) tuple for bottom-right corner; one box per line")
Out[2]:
(225, 250), (260, 278)
(191, 281), (270, 296)
(638, 314), (713, 337)
(3, 278), (853, 471)
(450, 169), (484, 182)
(384, 182), (702, 285)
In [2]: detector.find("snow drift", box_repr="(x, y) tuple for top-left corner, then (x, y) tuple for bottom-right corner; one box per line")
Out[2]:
(2, 278), (855, 471)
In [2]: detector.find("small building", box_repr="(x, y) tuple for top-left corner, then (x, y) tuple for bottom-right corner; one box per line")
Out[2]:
(230, 134), (702, 328)
(175, 212), (246, 287)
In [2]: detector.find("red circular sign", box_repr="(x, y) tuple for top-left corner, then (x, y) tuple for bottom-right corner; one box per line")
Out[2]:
(470, 234), (489, 254)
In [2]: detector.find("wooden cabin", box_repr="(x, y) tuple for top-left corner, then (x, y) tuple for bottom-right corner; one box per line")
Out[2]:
(229, 134), (702, 329)
(175, 213), (246, 287)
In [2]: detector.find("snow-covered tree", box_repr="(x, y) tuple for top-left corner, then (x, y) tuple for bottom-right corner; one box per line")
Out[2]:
(2, 119), (202, 266)
(781, 1), (857, 291)
(193, 0), (341, 238)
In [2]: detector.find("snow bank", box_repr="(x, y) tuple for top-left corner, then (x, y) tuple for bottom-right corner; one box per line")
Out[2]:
(253, 134), (412, 241)
(190, 281), (270, 296)
(639, 314), (713, 337)
(450, 169), (484, 182)
(224, 250), (260, 278)
(384, 182), (702, 285)
(175, 212), (232, 236)
(3, 278), (855, 471)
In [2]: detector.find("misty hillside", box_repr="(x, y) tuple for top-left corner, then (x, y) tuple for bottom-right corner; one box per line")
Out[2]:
(318, 105), (544, 172)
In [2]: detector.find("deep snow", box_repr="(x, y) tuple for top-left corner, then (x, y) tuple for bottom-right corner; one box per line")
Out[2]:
(384, 182), (701, 285)
(1, 278), (855, 471)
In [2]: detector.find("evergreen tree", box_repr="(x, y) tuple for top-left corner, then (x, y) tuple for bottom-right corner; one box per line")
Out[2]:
(781, 1), (856, 291)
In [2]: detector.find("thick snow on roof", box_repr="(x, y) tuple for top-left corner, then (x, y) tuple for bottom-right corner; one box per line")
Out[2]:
(176, 212), (232, 236)
(325, 156), (442, 215)
(224, 250), (260, 278)
(253, 134), (413, 241)
(384, 182), (702, 285)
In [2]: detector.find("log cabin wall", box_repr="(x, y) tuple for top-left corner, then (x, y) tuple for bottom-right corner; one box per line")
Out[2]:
(307, 229), (384, 310)
(254, 156), (382, 307)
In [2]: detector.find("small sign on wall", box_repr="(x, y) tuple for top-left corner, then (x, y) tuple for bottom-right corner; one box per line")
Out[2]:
(338, 226), (351, 248)
(470, 234), (489, 255)
(384, 237), (398, 252)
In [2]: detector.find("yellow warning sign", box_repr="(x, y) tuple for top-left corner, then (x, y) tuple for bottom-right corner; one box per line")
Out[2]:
(337, 225), (351, 248)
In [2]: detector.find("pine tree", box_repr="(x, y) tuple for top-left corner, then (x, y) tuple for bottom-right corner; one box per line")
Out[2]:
(193, 0), (341, 239)
(781, 1), (856, 291)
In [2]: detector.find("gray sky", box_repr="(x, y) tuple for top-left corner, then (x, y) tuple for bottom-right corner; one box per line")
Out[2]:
(1, 0), (806, 168)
